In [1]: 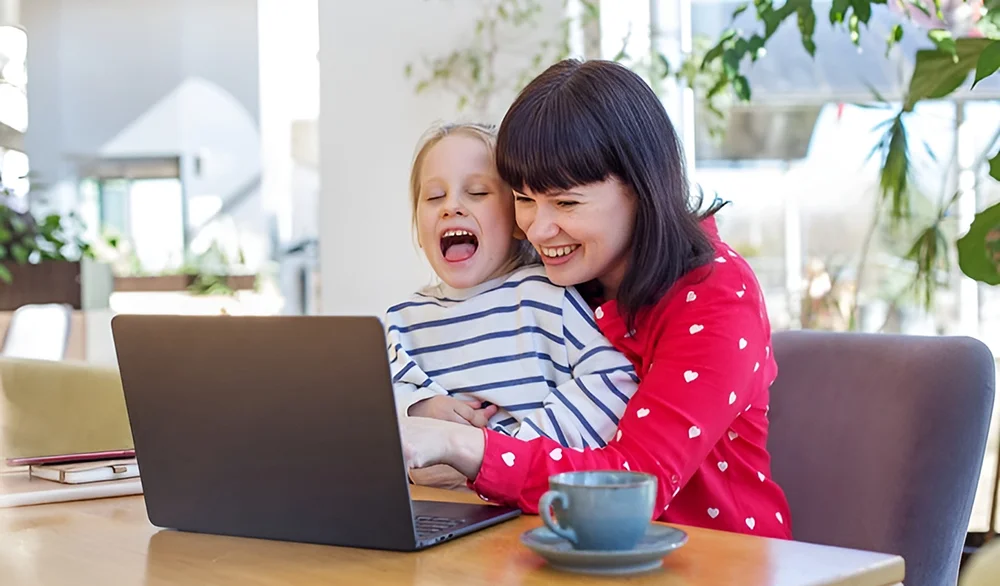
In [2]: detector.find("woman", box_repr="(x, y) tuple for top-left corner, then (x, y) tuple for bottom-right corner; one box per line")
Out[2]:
(400, 59), (792, 539)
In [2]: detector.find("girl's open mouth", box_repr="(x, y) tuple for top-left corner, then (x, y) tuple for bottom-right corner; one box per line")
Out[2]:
(440, 229), (479, 263)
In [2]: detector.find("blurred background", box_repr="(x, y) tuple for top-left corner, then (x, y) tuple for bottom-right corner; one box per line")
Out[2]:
(0, 0), (998, 537)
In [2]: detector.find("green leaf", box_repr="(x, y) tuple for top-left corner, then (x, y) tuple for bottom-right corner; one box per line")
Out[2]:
(851, 0), (872, 24)
(990, 150), (1000, 181)
(908, 0), (931, 17)
(905, 38), (994, 111)
(732, 2), (749, 19)
(11, 244), (28, 264)
(796, 3), (817, 57)
(657, 52), (671, 79)
(10, 216), (26, 235)
(701, 29), (737, 69)
(722, 48), (742, 78)
(957, 201), (1000, 285)
(732, 75), (752, 100)
(747, 35), (766, 60)
(0, 264), (11, 284)
(973, 41), (1000, 88)
(830, 0), (850, 23)
(879, 115), (911, 222)
(707, 76), (730, 98)
(885, 24), (904, 58)
(928, 29), (957, 60)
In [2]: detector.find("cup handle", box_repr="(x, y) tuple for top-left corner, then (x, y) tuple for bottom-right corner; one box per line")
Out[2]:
(539, 490), (577, 545)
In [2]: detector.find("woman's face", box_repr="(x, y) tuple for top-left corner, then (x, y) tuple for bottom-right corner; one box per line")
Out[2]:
(514, 176), (636, 298)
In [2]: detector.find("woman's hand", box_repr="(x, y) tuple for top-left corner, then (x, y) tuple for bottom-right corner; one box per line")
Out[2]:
(400, 416), (486, 480)
(408, 396), (498, 427)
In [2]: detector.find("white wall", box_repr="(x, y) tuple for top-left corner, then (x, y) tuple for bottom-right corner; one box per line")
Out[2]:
(316, 0), (566, 316)
(22, 0), (265, 265)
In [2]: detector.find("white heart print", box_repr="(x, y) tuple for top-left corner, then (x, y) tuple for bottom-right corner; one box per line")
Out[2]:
(736, 290), (745, 298)
(729, 391), (737, 405)
(688, 426), (701, 439)
(636, 408), (650, 418)
(728, 430), (739, 441)
(689, 324), (704, 334)
(686, 291), (697, 302)
(715, 256), (727, 263)
(684, 370), (699, 383)
(549, 448), (563, 461)
(754, 362), (760, 372)
(595, 307), (604, 319)
(616, 430), (622, 442)
(757, 471), (766, 482)
(707, 508), (720, 519)
(746, 517), (756, 530)
(623, 461), (630, 471)
(728, 250), (737, 257)
(776, 512), (784, 524)
(739, 338), (748, 350)
(717, 461), (728, 472)
(501, 452), (516, 467)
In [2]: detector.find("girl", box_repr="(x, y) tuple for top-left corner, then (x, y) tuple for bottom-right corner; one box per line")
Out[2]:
(387, 123), (639, 486)
(399, 62), (793, 539)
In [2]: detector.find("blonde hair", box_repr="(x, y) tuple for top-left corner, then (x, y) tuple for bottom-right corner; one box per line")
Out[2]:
(408, 122), (536, 268)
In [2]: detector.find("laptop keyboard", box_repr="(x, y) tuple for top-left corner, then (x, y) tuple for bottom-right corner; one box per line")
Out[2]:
(415, 515), (464, 538)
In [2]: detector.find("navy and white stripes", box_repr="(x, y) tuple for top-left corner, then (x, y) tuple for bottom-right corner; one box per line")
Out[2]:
(386, 265), (638, 449)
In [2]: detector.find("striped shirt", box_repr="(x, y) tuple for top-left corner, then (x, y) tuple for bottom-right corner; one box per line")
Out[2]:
(385, 265), (639, 448)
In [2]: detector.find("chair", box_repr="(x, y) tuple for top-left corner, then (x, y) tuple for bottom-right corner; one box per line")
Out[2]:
(0, 303), (72, 361)
(768, 330), (996, 586)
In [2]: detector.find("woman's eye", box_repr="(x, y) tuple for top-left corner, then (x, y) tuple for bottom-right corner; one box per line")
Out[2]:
(425, 194), (444, 201)
(557, 200), (579, 208)
(468, 191), (489, 197)
(514, 195), (533, 204)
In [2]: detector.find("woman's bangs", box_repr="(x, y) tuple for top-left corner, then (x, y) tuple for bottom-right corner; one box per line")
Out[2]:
(497, 95), (613, 195)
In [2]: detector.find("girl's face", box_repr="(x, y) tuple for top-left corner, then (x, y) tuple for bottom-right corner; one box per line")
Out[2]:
(514, 176), (636, 299)
(415, 134), (520, 290)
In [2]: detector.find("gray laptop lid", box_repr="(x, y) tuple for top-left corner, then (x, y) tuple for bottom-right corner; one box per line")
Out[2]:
(111, 314), (420, 549)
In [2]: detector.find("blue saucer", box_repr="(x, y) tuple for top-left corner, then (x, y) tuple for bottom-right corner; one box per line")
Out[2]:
(520, 524), (688, 575)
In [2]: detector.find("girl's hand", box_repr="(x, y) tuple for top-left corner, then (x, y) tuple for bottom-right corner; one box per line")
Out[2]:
(400, 416), (485, 479)
(408, 396), (498, 428)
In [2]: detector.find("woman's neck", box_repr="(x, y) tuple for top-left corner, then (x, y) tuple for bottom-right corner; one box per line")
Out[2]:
(599, 261), (628, 301)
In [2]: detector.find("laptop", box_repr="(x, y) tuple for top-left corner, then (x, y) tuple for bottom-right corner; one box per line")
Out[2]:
(110, 314), (520, 551)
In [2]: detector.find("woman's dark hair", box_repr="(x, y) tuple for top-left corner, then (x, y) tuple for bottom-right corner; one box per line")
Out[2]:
(496, 59), (726, 328)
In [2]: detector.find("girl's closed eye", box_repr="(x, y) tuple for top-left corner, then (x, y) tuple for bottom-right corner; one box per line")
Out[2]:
(556, 199), (580, 208)
(514, 194), (534, 204)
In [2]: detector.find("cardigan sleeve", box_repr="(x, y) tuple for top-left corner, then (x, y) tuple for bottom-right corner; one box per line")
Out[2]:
(471, 259), (774, 514)
(508, 288), (639, 447)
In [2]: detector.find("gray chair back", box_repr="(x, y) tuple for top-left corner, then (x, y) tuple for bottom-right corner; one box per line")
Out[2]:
(768, 330), (996, 586)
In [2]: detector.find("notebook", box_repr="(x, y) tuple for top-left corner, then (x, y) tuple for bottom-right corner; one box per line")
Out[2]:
(29, 458), (139, 484)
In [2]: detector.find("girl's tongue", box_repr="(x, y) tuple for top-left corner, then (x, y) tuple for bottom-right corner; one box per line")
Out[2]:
(441, 232), (479, 262)
(445, 243), (477, 262)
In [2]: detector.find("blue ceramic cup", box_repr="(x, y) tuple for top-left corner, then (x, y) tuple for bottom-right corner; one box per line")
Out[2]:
(538, 470), (657, 551)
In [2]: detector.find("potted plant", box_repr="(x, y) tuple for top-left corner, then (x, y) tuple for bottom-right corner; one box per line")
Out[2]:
(0, 173), (98, 310)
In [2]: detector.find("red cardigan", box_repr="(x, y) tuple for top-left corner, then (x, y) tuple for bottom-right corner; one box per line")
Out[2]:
(471, 218), (793, 539)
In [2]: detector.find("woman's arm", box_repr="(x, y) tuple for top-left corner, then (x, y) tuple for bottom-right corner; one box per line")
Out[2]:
(403, 260), (775, 513)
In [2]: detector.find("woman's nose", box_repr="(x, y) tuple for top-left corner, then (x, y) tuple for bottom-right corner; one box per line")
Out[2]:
(526, 208), (559, 243)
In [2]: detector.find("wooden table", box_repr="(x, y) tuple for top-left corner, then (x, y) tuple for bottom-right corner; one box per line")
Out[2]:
(0, 485), (904, 585)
